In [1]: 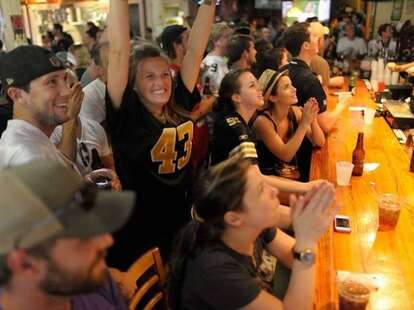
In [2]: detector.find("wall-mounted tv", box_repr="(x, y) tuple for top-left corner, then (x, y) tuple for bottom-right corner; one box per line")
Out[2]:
(282, 0), (331, 24)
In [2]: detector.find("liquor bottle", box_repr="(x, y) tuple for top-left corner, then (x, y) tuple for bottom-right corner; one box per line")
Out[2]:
(203, 76), (212, 97)
(352, 132), (365, 176)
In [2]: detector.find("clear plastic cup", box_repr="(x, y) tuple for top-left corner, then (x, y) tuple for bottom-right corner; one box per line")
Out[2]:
(336, 161), (354, 186)
(338, 280), (370, 310)
(378, 194), (401, 231)
(85, 168), (114, 190)
(363, 108), (376, 124)
(338, 92), (352, 103)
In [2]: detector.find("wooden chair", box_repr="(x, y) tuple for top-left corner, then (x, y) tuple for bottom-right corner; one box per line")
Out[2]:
(127, 247), (167, 310)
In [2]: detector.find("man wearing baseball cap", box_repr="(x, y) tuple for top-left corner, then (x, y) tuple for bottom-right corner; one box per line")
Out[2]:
(0, 161), (135, 309)
(0, 45), (83, 169)
(309, 22), (344, 89)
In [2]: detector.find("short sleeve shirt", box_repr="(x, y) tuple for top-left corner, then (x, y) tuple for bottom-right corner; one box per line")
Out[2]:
(105, 72), (196, 268)
(80, 79), (106, 124)
(179, 228), (277, 310)
(211, 111), (258, 165)
(0, 120), (68, 168)
(51, 117), (111, 176)
(201, 55), (229, 95)
(286, 59), (327, 113)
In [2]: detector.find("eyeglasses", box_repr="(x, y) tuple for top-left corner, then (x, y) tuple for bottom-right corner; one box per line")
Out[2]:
(13, 183), (97, 250)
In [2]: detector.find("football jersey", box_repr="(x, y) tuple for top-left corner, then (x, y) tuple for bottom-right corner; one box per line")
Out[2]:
(105, 74), (195, 269)
(211, 111), (258, 165)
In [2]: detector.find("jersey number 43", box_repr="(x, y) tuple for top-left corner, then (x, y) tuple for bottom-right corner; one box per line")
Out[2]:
(150, 121), (193, 174)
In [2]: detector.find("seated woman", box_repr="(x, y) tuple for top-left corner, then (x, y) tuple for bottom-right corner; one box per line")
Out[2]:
(210, 68), (323, 195)
(168, 156), (337, 309)
(253, 69), (325, 181)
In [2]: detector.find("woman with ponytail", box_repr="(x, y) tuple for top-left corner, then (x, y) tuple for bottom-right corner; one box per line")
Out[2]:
(168, 156), (337, 309)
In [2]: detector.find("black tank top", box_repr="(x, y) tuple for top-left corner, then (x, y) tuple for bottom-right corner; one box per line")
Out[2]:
(255, 107), (301, 179)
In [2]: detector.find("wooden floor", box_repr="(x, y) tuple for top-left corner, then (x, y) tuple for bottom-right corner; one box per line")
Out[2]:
(311, 80), (414, 310)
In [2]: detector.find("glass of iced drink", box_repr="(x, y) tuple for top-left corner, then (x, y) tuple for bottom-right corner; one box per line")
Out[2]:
(378, 193), (401, 231)
(338, 280), (370, 310)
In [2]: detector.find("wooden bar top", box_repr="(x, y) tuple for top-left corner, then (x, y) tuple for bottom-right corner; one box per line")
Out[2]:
(311, 80), (414, 310)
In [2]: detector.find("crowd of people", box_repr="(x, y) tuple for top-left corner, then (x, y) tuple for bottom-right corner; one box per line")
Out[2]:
(0, 1), (412, 309)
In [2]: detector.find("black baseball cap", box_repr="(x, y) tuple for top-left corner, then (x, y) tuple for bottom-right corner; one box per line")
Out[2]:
(0, 45), (66, 90)
(159, 25), (187, 51)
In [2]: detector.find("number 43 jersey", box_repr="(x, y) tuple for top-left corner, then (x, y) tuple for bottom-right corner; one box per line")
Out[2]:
(105, 78), (194, 197)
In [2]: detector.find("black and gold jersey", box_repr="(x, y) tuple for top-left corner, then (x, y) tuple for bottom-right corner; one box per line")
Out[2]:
(211, 111), (258, 165)
(105, 74), (196, 269)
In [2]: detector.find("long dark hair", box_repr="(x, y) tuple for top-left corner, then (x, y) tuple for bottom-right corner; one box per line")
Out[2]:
(167, 157), (250, 309)
(214, 68), (251, 113)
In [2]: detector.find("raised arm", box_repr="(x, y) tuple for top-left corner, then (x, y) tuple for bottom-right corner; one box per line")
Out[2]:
(180, 1), (216, 92)
(254, 183), (336, 310)
(107, 0), (131, 108)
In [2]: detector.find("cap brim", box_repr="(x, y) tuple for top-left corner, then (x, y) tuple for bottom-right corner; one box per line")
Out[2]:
(62, 190), (136, 239)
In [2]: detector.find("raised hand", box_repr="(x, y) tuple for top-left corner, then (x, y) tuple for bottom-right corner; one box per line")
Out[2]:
(290, 182), (338, 249)
(301, 97), (319, 127)
(67, 82), (84, 121)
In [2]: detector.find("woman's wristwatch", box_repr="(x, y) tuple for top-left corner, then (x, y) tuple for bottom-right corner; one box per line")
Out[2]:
(293, 248), (316, 266)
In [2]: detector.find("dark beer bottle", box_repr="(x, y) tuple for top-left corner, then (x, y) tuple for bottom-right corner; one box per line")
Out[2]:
(203, 76), (212, 97)
(410, 147), (414, 173)
(352, 132), (365, 176)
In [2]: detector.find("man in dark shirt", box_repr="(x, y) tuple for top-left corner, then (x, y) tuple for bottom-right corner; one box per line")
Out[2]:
(0, 161), (135, 310)
(281, 22), (350, 180)
(282, 22), (350, 134)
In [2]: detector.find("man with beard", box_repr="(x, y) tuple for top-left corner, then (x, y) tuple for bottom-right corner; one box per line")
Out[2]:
(0, 160), (135, 309)
(0, 45), (83, 168)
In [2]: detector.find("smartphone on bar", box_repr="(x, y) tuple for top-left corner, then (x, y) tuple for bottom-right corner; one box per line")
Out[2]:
(334, 215), (351, 233)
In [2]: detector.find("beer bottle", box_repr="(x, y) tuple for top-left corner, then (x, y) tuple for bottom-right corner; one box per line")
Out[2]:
(352, 132), (365, 176)
(410, 143), (414, 173)
(203, 76), (212, 97)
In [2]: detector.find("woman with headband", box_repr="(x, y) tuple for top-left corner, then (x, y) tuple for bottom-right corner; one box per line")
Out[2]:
(252, 69), (325, 181)
(168, 156), (337, 309)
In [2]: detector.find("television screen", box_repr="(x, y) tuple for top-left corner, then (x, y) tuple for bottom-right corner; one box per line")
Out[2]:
(282, 0), (331, 24)
(255, 0), (282, 10)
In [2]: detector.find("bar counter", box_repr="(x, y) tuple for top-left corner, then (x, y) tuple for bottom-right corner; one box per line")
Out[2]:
(311, 80), (414, 309)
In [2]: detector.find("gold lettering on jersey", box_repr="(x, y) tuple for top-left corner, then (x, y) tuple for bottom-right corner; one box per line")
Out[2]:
(177, 121), (193, 170)
(150, 121), (194, 174)
(226, 117), (241, 127)
(151, 128), (177, 174)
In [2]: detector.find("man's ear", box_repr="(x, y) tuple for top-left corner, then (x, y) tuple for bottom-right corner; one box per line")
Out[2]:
(223, 210), (244, 228)
(302, 41), (310, 53)
(7, 87), (27, 105)
(7, 250), (44, 280)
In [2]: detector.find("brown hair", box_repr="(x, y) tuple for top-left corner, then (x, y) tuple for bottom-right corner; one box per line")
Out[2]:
(129, 44), (190, 125)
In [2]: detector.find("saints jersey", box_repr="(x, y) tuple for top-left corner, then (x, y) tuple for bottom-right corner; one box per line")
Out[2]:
(105, 74), (195, 269)
(211, 111), (258, 165)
